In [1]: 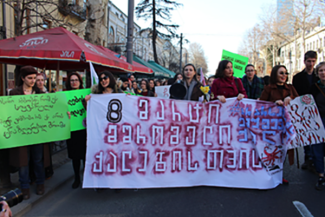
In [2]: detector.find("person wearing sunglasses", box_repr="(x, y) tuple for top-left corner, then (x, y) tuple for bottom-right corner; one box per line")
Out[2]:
(66, 72), (87, 189)
(260, 65), (298, 185)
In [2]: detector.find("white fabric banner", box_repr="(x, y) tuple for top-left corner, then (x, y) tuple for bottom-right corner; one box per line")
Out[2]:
(83, 95), (295, 189)
(286, 94), (325, 149)
(155, 85), (171, 99)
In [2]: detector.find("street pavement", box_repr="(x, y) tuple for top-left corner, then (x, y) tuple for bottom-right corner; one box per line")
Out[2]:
(13, 147), (325, 217)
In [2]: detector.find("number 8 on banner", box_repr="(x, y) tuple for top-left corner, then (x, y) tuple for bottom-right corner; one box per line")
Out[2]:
(107, 99), (122, 123)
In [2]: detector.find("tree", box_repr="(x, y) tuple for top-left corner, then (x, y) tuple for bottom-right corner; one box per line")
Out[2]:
(135, 0), (182, 64)
(188, 42), (208, 74)
(160, 40), (180, 73)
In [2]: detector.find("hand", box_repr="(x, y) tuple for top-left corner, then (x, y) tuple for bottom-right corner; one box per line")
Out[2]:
(275, 100), (284, 106)
(85, 95), (91, 102)
(284, 96), (291, 106)
(237, 93), (244, 101)
(67, 111), (71, 119)
(217, 95), (226, 103)
(0, 201), (12, 217)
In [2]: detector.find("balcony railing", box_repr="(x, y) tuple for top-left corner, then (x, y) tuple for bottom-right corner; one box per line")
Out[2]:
(58, 0), (87, 21)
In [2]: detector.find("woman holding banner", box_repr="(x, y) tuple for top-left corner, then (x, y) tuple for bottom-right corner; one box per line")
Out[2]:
(177, 63), (204, 101)
(260, 65), (299, 184)
(311, 62), (325, 190)
(211, 60), (247, 102)
(66, 72), (87, 189)
(139, 79), (154, 97)
(9, 66), (47, 199)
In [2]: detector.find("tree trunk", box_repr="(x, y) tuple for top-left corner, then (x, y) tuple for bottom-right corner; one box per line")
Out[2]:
(85, 0), (105, 45)
(152, 0), (159, 64)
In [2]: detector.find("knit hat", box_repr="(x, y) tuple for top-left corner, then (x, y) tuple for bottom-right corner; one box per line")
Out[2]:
(20, 66), (37, 77)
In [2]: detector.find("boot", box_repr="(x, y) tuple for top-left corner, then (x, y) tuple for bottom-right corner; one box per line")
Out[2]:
(36, 184), (45, 195)
(22, 188), (30, 200)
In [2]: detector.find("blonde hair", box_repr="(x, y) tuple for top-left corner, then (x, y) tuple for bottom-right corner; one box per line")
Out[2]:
(316, 61), (325, 76)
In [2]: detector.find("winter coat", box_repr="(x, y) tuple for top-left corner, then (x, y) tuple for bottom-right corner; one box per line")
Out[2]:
(9, 86), (50, 168)
(210, 76), (247, 100)
(292, 69), (319, 96)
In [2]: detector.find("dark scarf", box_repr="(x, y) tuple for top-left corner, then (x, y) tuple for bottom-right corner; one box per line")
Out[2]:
(242, 75), (264, 99)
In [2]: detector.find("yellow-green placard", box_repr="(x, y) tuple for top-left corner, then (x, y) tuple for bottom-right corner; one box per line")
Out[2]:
(63, 89), (90, 131)
(0, 93), (70, 149)
(221, 50), (249, 78)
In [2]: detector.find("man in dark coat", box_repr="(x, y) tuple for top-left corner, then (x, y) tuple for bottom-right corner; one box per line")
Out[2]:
(241, 64), (264, 99)
(293, 51), (319, 171)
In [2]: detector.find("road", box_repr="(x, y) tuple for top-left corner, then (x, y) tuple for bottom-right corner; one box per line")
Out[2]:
(22, 152), (325, 217)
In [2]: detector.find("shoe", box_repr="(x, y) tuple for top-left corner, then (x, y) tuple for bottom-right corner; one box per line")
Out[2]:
(36, 184), (45, 195)
(22, 188), (30, 200)
(282, 178), (289, 185)
(301, 162), (309, 170)
(72, 179), (80, 189)
(315, 177), (325, 190)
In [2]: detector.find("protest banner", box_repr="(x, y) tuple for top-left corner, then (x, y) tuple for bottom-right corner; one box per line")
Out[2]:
(64, 89), (91, 131)
(0, 93), (70, 149)
(83, 95), (295, 189)
(286, 94), (325, 149)
(155, 85), (171, 99)
(221, 50), (249, 78)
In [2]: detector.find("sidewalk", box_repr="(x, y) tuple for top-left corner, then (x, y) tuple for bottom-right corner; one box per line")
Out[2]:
(6, 149), (74, 217)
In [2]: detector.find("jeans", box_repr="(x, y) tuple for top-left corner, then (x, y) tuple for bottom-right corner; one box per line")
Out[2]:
(312, 117), (325, 174)
(19, 144), (45, 189)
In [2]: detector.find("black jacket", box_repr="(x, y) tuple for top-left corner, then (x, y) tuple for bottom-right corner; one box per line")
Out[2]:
(292, 69), (319, 96)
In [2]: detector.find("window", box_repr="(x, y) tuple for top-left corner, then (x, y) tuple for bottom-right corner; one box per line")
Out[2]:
(109, 26), (114, 43)
(307, 44), (309, 50)
(317, 40), (319, 48)
(320, 38), (323, 48)
(313, 41), (315, 50)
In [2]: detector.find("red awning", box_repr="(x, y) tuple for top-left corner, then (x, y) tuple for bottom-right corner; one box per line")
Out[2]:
(0, 27), (132, 72)
(98, 46), (153, 74)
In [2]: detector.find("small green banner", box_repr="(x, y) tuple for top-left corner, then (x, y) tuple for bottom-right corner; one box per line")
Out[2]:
(63, 89), (91, 131)
(0, 93), (70, 149)
(221, 50), (249, 78)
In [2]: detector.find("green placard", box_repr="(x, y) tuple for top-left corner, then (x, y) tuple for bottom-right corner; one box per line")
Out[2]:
(0, 93), (71, 149)
(221, 50), (249, 78)
(63, 89), (91, 131)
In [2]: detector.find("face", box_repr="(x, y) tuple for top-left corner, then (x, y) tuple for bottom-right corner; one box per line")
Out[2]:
(36, 75), (45, 89)
(130, 75), (135, 81)
(122, 81), (128, 88)
(318, 65), (325, 82)
(132, 81), (138, 89)
(149, 80), (155, 88)
(208, 77), (215, 87)
(304, 58), (316, 72)
(177, 74), (183, 81)
(224, 62), (233, 77)
(99, 74), (110, 88)
(245, 66), (255, 80)
(70, 75), (80, 90)
(183, 65), (196, 80)
(197, 74), (201, 81)
(276, 67), (288, 84)
(22, 74), (36, 87)
(156, 81), (161, 86)
(140, 81), (147, 90)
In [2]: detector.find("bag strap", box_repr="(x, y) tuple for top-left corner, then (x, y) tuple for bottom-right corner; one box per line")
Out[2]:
(315, 83), (325, 98)
(234, 78), (239, 93)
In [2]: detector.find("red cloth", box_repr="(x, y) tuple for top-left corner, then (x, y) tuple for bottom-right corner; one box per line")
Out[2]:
(211, 76), (247, 100)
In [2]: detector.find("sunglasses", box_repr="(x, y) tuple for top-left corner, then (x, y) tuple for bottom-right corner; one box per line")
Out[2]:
(279, 72), (289, 76)
(99, 76), (109, 81)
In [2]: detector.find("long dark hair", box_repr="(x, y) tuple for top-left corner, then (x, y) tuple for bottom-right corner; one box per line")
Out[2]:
(98, 71), (116, 93)
(66, 72), (84, 90)
(182, 63), (197, 81)
(140, 79), (150, 91)
(149, 79), (155, 91)
(215, 60), (232, 78)
(269, 65), (288, 85)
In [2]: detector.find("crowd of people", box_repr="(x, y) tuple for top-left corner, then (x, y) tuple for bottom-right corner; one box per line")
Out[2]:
(4, 50), (325, 205)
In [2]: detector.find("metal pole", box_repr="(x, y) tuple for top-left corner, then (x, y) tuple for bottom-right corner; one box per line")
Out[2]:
(126, 0), (134, 64)
(2, 0), (8, 95)
(179, 33), (183, 73)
